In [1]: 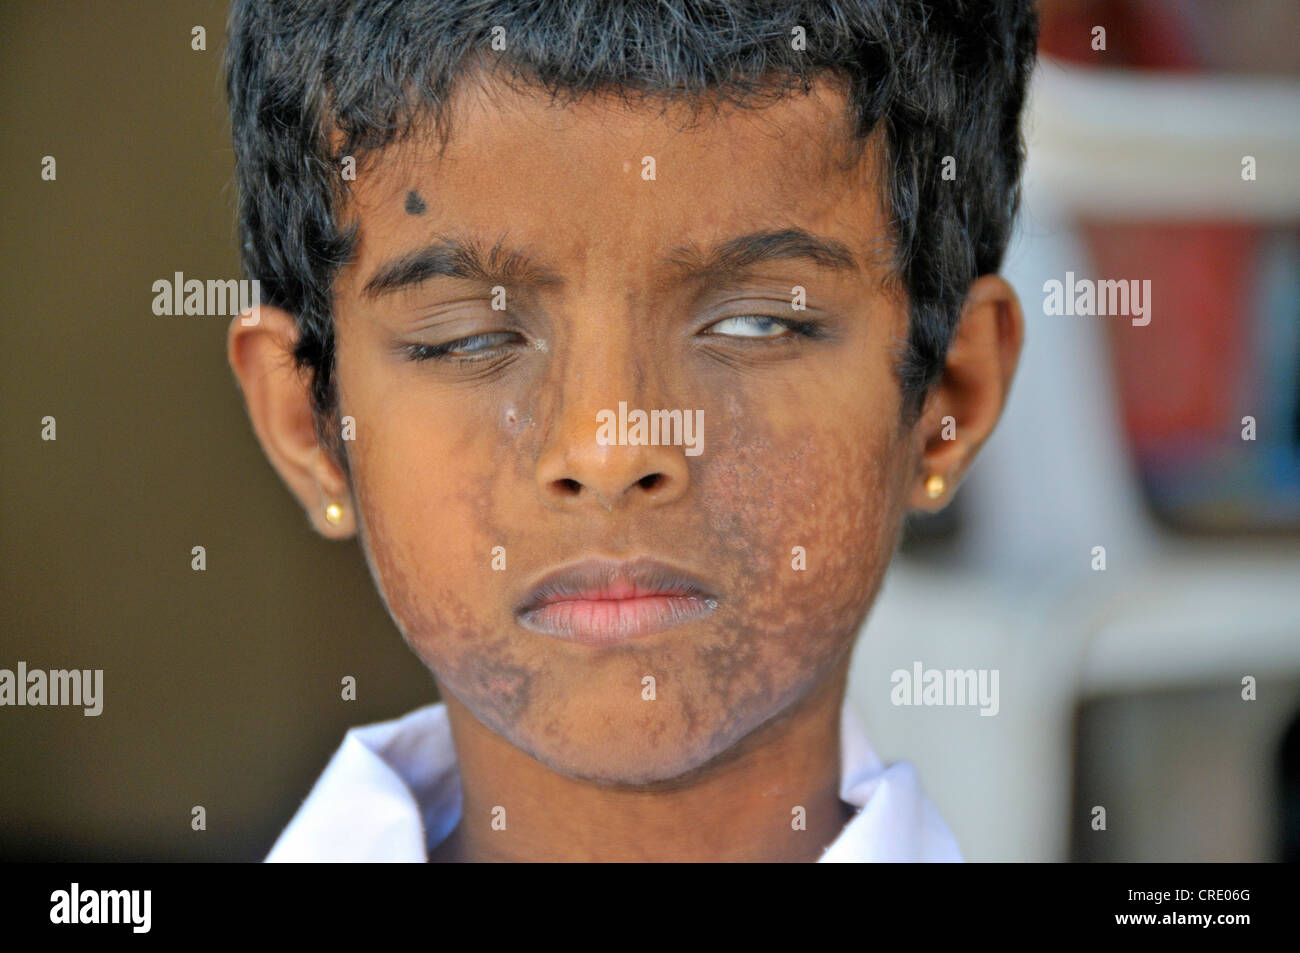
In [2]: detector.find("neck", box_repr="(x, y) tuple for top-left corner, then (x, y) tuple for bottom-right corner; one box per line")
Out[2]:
(431, 659), (855, 862)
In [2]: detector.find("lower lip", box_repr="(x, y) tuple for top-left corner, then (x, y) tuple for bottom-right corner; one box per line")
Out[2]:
(517, 594), (717, 646)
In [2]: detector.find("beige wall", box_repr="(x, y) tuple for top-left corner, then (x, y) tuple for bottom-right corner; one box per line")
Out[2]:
(0, 1), (436, 861)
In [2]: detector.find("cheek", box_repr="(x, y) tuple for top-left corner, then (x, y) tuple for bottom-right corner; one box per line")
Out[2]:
(345, 387), (536, 690)
(676, 390), (905, 743)
(702, 422), (892, 637)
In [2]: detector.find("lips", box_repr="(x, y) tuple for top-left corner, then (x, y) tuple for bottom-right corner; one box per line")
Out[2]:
(514, 557), (719, 647)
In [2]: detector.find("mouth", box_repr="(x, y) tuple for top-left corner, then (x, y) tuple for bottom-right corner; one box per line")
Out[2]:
(514, 556), (719, 647)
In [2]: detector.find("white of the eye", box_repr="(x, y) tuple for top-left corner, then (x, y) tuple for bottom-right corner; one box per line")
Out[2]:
(452, 332), (510, 353)
(708, 315), (787, 338)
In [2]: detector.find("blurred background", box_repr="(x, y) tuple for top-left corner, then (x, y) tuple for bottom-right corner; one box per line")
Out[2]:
(2, 0), (1297, 861)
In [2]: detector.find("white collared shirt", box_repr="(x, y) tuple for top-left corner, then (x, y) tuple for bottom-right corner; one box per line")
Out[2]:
(266, 701), (963, 862)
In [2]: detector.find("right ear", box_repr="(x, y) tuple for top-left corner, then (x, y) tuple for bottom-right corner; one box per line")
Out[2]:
(226, 306), (356, 538)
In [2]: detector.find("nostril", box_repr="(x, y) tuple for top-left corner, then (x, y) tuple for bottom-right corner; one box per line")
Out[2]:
(557, 478), (582, 495)
(637, 473), (664, 491)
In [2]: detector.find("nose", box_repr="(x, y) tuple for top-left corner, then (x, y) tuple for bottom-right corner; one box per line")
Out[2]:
(535, 404), (691, 512)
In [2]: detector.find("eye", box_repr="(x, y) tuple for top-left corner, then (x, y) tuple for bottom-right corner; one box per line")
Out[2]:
(702, 315), (817, 340)
(404, 332), (521, 362)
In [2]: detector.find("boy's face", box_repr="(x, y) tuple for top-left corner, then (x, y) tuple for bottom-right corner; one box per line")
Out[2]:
(329, 77), (919, 784)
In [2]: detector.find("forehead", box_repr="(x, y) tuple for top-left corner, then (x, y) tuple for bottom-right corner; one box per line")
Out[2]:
(338, 75), (888, 287)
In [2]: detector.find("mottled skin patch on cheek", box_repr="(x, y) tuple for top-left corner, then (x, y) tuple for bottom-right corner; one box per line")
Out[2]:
(346, 407), (548, 736)
(358, 503), (542, 732)
(682, 387), (904, 758)
(436, 633), (535, 726)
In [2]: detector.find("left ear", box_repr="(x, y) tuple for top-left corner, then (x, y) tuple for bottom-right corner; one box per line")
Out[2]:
(907, 274), (1024, 510)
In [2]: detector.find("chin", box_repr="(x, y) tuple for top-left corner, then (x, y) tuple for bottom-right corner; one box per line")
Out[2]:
(523, 732), (732, 789)
(499, 686), (779, 789)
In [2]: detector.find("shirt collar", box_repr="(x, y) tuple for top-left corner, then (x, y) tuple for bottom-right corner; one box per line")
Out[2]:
(267, 702), (961, 863)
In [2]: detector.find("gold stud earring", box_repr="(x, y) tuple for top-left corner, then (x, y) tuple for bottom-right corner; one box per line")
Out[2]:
(924, 474), (946, 499)
(324, 502), (344, 526)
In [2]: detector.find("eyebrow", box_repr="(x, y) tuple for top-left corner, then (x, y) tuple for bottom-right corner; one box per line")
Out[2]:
(361, 235), (563, 299)
(361, 226), (859, 301)
(665, 228), (859, 283)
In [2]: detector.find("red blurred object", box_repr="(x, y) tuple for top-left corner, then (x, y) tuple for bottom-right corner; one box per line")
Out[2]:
(1038, 0), (1201, 71)
(1079, 221), (1260, 455)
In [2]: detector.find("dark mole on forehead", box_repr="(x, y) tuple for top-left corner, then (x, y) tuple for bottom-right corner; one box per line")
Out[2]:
(404, 190), (427, 215)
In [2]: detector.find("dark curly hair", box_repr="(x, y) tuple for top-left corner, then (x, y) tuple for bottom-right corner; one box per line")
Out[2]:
(224, 0), (1038, 466)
